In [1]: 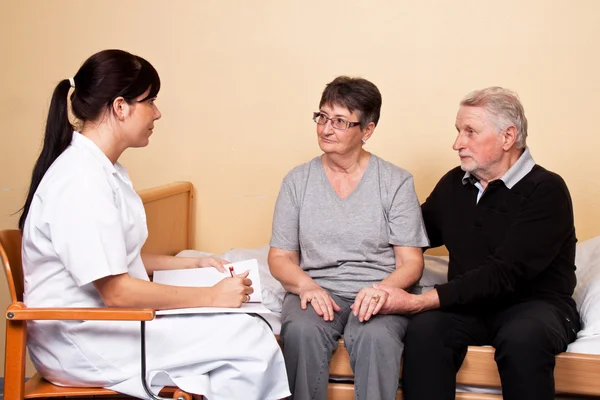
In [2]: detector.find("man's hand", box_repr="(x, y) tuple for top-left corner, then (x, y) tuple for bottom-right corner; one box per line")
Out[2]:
(299, 283), (341, 321)
(374, 283), (440, 314)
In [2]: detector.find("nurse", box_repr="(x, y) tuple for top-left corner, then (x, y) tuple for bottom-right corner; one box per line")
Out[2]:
(19, 49), (290, 400)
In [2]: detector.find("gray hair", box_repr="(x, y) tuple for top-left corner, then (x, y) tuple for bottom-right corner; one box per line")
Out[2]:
(460, 87), (528, 149)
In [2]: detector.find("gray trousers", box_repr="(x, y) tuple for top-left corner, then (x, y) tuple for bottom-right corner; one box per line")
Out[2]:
(280, 292), (409, 400)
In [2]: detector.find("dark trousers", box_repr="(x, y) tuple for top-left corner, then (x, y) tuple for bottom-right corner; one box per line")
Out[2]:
(402, 300), (579, 400)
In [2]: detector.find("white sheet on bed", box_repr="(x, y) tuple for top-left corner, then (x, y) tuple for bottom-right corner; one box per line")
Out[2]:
(572, 235), (600, 347)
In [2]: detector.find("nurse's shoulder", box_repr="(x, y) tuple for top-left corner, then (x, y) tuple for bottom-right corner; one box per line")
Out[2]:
(34, 136), (117, 209)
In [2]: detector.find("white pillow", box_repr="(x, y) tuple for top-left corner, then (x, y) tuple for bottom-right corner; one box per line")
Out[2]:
(419, 254), (449, 289)
(572, 235), (600, 340)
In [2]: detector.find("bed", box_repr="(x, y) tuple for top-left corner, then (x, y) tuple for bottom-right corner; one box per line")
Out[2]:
(141, 181), (600, 400)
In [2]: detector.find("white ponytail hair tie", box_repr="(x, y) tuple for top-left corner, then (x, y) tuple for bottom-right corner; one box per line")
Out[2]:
(68, 77), (75, 88)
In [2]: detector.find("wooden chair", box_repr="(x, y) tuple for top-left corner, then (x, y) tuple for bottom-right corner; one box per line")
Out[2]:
(1, 229), (190, 400)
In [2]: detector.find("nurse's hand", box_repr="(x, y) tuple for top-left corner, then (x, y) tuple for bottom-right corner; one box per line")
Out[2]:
(195, 257), (229, 273)
(210, 270), (254, 307)
(299, 283), (341, 321)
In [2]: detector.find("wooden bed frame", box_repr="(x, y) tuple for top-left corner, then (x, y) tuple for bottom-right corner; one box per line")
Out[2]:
(141, 181), (600, 399)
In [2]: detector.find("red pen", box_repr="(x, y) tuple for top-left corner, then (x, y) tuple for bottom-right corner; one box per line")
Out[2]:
(228, 266), (235, 277)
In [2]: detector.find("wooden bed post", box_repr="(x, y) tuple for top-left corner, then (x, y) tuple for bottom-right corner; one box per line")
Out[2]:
(187, 183), (193, 250)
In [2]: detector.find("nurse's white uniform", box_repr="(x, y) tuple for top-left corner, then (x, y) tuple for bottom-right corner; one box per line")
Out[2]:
(22, 132), (290, 400)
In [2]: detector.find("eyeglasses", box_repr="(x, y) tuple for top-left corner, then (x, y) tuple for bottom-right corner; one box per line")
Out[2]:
(312, 112), (360, 131)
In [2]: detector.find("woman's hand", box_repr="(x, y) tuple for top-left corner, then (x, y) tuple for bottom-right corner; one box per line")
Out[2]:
(194, 257), (229, 273)
(351, 286), (389, 322)
(299, 283), (341, 321)
(210, 271), (254, 307)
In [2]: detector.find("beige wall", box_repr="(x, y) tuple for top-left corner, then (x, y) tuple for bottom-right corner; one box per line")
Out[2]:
(1, 0), (599, 377)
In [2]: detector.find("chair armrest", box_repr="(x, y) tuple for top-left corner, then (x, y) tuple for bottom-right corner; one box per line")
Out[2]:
(6, 301), (155, 321)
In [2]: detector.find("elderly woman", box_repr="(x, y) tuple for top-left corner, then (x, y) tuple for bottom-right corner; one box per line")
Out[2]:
(269, 76), (429, 400)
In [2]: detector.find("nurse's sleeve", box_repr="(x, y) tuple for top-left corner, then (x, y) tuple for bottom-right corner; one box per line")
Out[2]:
(42, 177), (129, 287)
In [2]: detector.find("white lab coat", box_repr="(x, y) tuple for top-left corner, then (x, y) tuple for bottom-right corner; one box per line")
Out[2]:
(22, 132), (290, 400)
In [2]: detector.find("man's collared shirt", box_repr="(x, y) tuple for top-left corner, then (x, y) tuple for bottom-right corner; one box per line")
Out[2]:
(461, 148), (536, 203)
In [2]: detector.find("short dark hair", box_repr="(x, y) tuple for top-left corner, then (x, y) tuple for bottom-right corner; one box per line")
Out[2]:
(318, 76), (382, 129)
(19, 49), (160, 230)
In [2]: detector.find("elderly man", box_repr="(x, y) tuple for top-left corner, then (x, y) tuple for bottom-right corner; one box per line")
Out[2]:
(374, 87), (580, 399)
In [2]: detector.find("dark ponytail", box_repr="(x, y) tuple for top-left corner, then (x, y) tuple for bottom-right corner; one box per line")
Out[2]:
(18, 80), (73, 230)
(19, 49), (161, 230)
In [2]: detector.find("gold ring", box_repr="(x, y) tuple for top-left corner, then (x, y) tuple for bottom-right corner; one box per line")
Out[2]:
(371, 295), (381, 303)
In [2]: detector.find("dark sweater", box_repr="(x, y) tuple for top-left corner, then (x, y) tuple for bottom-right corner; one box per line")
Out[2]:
(422, 165), (578, 316)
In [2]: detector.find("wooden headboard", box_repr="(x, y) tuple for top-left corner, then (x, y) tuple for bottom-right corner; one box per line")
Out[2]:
(138, 181), (193, 255)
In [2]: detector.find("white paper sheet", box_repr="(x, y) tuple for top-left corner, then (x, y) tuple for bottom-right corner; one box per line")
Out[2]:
(153, 259), (271, 315)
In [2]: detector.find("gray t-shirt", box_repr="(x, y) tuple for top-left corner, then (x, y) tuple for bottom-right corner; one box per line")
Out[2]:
(270, 154), (429, 300)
